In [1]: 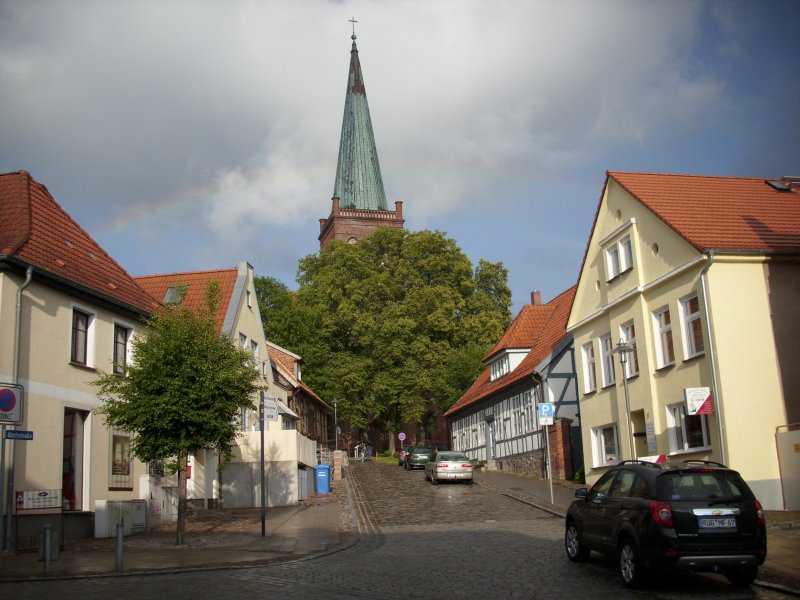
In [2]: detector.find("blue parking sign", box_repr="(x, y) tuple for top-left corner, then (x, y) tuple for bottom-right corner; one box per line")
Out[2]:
(538, 402), (554, 425)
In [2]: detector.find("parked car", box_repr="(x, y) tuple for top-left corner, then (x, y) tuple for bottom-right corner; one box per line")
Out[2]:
(398, 446), (409, 466)
(424, 451), (473, 484)
(564, 459), (766, 588)
(404, 445), (434, 470)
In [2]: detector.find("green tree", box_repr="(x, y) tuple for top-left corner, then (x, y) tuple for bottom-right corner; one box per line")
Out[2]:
(269, 227), (512, 450)
(93, 281), (261, 545)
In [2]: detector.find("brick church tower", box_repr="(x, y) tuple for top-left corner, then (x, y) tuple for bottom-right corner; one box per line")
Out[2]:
(319, 32), (404, 249)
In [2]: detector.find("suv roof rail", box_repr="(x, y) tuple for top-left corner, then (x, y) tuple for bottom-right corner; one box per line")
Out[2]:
(682, 459), (728, 468)
(617, 459), (665, 469)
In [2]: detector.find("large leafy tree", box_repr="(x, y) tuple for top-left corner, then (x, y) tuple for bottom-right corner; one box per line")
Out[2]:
(93, 282), (261, 544)
(261, 228), (511, 450)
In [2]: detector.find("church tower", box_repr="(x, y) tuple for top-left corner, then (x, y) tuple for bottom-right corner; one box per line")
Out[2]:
(319, 31), (404, 248)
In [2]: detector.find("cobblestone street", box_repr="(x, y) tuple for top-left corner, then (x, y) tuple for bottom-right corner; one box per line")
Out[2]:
(2, 461), (793, 599)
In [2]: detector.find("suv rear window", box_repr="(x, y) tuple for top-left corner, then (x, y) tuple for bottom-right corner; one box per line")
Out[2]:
(657, 470), (754, 502)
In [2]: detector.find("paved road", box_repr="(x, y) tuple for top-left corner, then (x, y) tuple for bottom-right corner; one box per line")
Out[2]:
(2, 462), (792, 599)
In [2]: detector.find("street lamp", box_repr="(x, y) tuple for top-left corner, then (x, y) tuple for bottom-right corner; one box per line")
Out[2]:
(333, 399), (339, 451)
(612, 341), (636, 460)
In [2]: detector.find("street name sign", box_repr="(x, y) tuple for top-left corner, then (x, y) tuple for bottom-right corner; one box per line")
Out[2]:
(5, 430), (33, 441)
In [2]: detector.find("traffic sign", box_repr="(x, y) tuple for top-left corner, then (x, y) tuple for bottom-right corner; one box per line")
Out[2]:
(398, 432), (406, 441)
(0, 384), (24, 425)
(262, 396), (279, 421)
(538, 402), (555, 426)
(5, 430), (33, 441)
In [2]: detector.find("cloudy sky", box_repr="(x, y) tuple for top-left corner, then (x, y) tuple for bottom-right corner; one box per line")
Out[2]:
(2, 0), (798, 313)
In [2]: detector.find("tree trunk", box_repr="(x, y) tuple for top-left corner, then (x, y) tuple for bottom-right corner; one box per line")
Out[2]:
(176, 452), (187, 545)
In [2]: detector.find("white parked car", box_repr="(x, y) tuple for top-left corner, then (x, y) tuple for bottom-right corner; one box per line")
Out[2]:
(424, 452), (474, 484)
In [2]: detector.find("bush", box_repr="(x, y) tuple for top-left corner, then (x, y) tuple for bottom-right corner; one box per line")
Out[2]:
(382, 450), (392, 457)
(574, 467), (585, 484)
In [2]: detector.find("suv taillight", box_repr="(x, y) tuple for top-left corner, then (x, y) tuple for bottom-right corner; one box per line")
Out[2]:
(755, 500), (765, 526)
(650, 500), (673, 527)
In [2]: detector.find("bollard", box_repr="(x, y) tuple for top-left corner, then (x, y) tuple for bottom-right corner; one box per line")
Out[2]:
(43, 524), (51, 575)
(115, 520), (124, 573)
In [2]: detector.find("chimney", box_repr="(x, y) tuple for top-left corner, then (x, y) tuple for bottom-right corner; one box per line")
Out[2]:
(531, 290), (541, 305)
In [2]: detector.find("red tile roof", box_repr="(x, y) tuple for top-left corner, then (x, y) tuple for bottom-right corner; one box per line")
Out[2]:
(134, 269), (238, 331)
(609, 172), (800, 252)
(268, 345), (326, 407)
(0, 170), (157, 314)
(446, 286), (576, 417)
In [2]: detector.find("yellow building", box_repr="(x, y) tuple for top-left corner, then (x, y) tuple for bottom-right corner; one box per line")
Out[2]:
(567, 172), (799, 510)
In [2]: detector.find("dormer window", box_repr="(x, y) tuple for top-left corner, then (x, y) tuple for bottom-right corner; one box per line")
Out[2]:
(163, 285), (187, 304)
(490, 355), (510, 382)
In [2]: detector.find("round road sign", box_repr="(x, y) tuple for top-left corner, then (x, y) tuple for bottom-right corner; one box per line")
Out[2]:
(0, 388), (17, 412)
(398, 432), (406, 441)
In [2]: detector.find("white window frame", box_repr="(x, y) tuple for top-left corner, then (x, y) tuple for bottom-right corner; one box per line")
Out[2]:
(593, 424), (620, 467)
(619, 320), (639, 378)
(653, 306), (675, 368)
(112, 322), (133, 375)
(582, 342), (597, 393)
(70, 305), (96, 368)
(681, 293), (705, 359)
(666, 403), (710, 454)
(239, 333), (247, 350)
(490, 355), (510, 382)
(600, 334), (615, 387)
(250, 340), (259, 370)
(605, 235), (633, 280)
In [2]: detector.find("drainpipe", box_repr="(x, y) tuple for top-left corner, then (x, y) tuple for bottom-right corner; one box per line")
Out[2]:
(2, 265), (34, 554)
(699, 253), (727, 465)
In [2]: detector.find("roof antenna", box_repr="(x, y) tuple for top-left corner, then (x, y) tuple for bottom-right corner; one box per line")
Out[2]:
(349, 16), (358, 40)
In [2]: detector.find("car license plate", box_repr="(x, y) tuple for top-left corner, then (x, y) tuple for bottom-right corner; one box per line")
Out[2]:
(698, 517), (736, 528)
(447, 473), (462, 479)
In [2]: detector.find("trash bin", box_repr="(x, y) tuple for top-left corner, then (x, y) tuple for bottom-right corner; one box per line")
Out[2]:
(315, 464), (331, 495)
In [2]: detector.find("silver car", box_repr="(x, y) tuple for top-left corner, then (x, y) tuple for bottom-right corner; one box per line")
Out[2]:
(424, 451), (474, 484)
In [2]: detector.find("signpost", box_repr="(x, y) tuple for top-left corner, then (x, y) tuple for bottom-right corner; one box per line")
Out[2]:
(538, 402), (555, 504)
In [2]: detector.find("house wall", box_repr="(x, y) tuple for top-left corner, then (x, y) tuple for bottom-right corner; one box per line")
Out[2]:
(570, 180), (793, 509)
(0, 275), (148, 532)
(706, 259), (789, 508)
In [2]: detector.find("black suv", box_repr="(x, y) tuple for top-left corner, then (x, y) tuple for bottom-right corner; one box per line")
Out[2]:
(564, 459), (766, 588)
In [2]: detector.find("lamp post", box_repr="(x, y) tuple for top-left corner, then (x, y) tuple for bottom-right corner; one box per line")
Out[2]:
(612, 341), (636, 460)
(333, 399), (339, 451)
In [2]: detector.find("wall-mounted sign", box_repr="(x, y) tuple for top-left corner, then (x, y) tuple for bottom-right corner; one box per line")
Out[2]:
(685, 387), (713, 415)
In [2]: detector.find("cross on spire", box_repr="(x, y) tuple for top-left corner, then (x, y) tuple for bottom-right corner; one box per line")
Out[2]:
(349, 17), (358, 37)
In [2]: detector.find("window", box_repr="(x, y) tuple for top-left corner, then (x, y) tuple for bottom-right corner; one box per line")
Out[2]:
(250, 340), (259, 369)
(239, 333), (247, 349)
(667, 403), (710, 452)
(246, 289), (252, 308)
(606, 236), (633, 280)
(619, 321), (639, 378)
(600, 334), (615, 387)
(593, 424), (619, 466)
(71, 309), (95, 367)
(110, 429), (133, 490)
(681, 294), (705, 358)
(281, 416), (296, 430)
(582, 342), (597, 393)
(654, 307), (675, 367)
(490, 355), (510, 381)
(113, 324), (130, 375)
(241, 406), (250, 431)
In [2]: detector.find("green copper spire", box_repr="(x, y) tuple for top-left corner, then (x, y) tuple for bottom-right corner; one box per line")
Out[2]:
(333, 33), (388, 211)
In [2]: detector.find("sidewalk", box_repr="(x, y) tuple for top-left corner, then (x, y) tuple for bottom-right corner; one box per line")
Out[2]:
(474, 468), (800, 596)
(0, 483), (352, 582)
